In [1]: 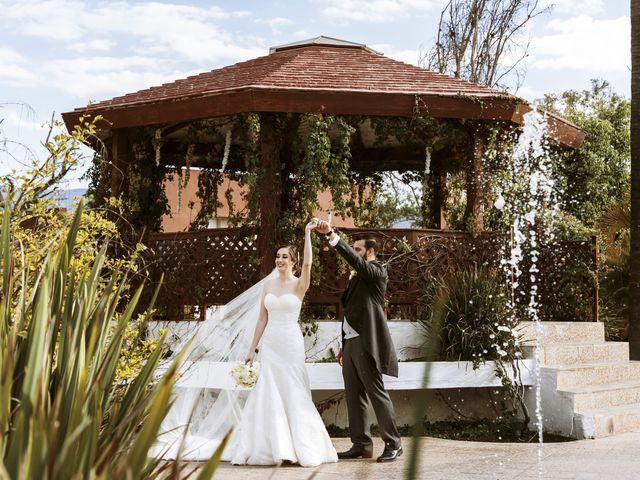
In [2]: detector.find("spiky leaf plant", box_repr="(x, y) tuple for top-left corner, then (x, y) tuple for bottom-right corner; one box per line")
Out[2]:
(0, 202), (223, 479)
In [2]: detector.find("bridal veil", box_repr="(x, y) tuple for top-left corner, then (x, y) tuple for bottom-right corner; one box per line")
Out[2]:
(152, 269), (278, 460)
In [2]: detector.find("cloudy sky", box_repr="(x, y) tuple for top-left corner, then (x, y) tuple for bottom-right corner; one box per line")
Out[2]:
(0, 0), (630, 189)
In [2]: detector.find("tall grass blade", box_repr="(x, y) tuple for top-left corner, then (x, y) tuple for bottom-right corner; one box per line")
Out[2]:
(194, 429), (232, 480)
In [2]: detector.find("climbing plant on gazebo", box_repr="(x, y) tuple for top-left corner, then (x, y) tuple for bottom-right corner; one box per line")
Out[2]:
(85, 109), (519, 245)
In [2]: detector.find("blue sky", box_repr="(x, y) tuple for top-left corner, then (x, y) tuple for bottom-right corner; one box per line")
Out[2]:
(0, 0), (630, 189)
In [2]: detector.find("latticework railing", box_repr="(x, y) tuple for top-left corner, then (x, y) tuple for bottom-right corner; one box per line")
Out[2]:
(142, 228), (598, 322)
(142, 228), (261, 320)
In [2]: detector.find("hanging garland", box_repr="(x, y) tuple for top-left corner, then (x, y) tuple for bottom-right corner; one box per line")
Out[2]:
(191, 169), (224, 229)
(327, 116), (356, 215)
(284, 113), (357, 282)
(123, 128), (170, 232)
(229, 112), (261, 227)
(221, 129), (232, 172)
(153, 128), (162, 166)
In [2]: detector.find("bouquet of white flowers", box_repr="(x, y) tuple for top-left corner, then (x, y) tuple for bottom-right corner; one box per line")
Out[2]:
(230, 361), (260, 388)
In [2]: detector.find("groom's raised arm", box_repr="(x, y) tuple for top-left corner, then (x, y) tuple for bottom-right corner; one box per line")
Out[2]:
(329, 235), (385, 280)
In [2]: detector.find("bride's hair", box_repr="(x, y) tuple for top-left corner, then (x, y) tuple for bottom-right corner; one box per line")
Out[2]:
(275, 244), (299, 266)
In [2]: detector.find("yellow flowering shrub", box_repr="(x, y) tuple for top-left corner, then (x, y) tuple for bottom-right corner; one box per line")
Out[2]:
(2, 114), (158, 386)
(116, 314), (166, 383)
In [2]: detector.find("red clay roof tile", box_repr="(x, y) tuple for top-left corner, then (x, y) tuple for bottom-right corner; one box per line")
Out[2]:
(63, 41), (583, 149)
(76, 44), (513, 113)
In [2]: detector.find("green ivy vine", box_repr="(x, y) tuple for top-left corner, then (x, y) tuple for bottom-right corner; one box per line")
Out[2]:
(86, 108), (505, 237)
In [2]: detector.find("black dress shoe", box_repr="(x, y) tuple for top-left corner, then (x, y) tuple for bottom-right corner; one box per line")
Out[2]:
(376, 444), (403, 463)
(337, 443), (374, 459)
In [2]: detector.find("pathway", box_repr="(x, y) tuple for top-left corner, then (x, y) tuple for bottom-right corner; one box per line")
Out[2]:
(209, 433), (640, 480)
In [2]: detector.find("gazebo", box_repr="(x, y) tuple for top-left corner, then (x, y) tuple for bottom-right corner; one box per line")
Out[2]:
(62, 36), (589, 320)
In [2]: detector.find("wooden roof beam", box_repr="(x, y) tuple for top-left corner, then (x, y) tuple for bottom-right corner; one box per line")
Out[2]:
(62, 90), (584, 150)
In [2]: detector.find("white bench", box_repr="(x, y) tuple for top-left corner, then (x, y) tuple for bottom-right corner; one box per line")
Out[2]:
(171, 360), (535, 390)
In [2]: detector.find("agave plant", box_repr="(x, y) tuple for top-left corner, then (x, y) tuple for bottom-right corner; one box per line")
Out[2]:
(418, 266), (514, 365)
(0, 202), (225, 479)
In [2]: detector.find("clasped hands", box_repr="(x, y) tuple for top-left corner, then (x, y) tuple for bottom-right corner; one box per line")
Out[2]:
(307, 217), (332, 235)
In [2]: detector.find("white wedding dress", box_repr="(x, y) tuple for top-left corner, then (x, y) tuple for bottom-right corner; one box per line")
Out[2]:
(222, 292), (338, 466)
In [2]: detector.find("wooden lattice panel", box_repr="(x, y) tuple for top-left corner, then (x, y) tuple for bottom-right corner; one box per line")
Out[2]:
(143, 227), (597, 322)
(143, 228), (260, 319)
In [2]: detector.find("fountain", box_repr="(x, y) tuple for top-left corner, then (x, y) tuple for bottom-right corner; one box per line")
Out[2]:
(495, 106), (558, 477)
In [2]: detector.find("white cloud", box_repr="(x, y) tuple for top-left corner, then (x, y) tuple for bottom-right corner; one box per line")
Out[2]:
(514, 85), (545, 104)
(0, 46), (24, 64)
(67, 39), (116, 53)
(321, 0), (439, 23)
(40, 56), (196, 98)
(292, 30), (310, 39)
(370, 43), (421, 65)
(0, 64), (37, 84)
(117, 3), (259, 62)
(540, 0), (604, 16)
(0, 1), (268, 98)
(1, 0), (88, 40)
(0, 47), (38, 84)
(254, 17), (293, 34)
(1, 107), (50, 133)
(530, 15), (629, 73)
(0, 105), (53, 174)
(1, 1), (261, 62)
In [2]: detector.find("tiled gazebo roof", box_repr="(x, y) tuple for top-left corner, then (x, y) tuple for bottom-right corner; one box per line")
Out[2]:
(62, 36), (583, 148)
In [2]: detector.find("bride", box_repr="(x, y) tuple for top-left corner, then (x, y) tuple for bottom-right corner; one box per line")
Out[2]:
(155, 219), (338, 467)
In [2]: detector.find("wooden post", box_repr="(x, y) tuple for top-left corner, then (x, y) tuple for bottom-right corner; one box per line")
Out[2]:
(432, 172), (448, 230)
(257, 114), (284, 276)
(464, 127), (486, 232)
(110, 128), (129, 198)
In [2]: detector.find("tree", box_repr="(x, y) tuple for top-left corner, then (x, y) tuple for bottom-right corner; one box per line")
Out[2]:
(416, 0), (550, 232)
(629, 0), (640, 359)
(540, 80), (630, 227)
(369, 172), (430, 228)
(0, 104), (95, 211)
(422, 0), (549, 90)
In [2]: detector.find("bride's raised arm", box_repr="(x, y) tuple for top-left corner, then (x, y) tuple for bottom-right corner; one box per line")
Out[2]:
(298, 219), (317, 295)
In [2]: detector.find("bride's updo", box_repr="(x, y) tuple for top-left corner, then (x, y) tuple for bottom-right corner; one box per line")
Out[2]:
(274, 244), (299, 267)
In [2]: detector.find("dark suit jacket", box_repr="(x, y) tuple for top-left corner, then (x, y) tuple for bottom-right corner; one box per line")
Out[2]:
(335, 238), (399, 377)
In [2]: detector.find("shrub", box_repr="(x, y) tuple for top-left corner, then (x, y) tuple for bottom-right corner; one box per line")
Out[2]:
(0, 111), (226, 478)
(419, 266), (518, 367)
(417, 265), (529, 430)
(598, 190), (630, 340)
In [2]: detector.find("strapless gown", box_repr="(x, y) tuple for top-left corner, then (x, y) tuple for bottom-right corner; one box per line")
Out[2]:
(223, 292), (338, 467)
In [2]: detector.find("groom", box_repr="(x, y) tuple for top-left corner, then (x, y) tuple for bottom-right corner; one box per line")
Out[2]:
(315, 220), (402, 463)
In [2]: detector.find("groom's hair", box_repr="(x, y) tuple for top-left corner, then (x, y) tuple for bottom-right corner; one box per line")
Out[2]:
(354, 235), (379, 254)
(275, 244), (299, 266)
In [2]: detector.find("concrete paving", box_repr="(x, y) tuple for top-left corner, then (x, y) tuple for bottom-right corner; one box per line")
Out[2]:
(209, 433), (640, 480)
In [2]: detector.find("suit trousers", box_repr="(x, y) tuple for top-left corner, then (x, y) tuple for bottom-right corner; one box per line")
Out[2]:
(342, 336), (401, 449)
